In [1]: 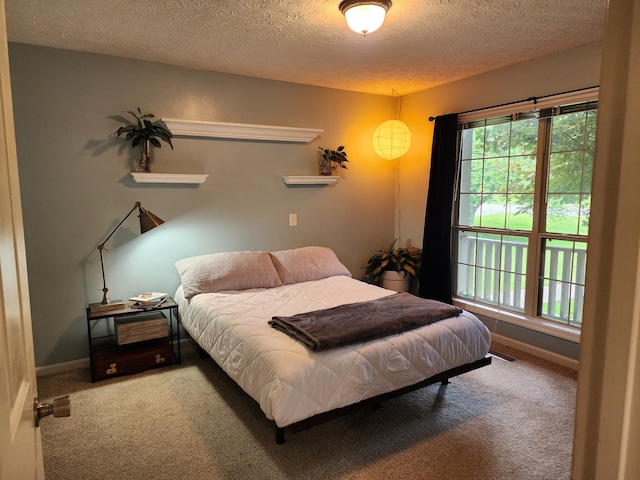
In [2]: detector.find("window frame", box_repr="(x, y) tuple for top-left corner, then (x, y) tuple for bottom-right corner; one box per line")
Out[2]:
(451, 89), (598, 341)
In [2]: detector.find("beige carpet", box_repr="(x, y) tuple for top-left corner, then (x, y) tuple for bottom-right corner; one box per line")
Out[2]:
(37, 344), (577, 480)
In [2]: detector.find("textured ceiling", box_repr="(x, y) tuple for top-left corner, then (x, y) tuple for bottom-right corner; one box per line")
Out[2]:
(5, 0), (606, 96)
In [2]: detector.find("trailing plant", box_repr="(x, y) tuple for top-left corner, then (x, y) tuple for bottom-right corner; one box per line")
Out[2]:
(362, 239), (422, 285)
(319, 145), (348, 175)
(115, 107), (173, 172)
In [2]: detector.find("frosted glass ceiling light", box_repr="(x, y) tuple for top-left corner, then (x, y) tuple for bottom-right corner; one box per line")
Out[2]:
(339, 0), (392, 35)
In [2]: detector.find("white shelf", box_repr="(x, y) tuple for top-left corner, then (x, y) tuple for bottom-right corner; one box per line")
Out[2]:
(163, 118), (323, 143)
(130, 173), (208, 184)
(282, 176), (339, 185)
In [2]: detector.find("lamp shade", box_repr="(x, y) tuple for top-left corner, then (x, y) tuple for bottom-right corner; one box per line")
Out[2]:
(373, 120), (411, 160)
(139, 208), (164, 233)
(339, 0), (392, 35)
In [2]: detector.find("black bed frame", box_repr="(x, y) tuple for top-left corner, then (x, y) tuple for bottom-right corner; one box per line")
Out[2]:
(274, 355), (492, 444)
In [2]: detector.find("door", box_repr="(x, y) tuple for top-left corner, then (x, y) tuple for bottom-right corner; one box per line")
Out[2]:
(0, 1), (45, 478)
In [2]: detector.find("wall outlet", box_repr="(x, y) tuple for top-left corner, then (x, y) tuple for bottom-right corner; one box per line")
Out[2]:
(289, 213), (298, 227)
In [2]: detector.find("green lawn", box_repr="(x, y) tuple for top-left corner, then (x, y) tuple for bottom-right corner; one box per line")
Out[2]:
(476, 212), (587, 238)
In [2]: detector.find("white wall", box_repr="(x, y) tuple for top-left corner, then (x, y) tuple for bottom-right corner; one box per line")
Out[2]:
(573, 0), (640, 476)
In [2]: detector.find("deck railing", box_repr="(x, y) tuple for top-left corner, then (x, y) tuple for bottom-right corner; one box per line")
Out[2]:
(457, 236), (586, 325)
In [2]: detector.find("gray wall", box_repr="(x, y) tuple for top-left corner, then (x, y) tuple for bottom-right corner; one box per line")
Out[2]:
(9, 43), (397, 366)
(10, 41), (603, 367)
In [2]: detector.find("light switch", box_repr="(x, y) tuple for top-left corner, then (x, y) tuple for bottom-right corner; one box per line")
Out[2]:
(289, 213), (298, 227)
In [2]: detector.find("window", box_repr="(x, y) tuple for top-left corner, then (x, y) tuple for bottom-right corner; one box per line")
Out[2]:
(454, 95), (597, 329)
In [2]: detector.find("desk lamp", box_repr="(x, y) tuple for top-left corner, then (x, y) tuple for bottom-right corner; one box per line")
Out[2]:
(94, 201), (163, 311)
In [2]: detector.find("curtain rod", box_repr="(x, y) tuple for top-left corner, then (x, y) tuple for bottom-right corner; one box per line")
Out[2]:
(427, 85), (599, 121)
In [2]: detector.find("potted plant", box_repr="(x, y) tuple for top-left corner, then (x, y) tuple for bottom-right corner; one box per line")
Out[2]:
(362, 239), (422, 292)
(115, 107), (173, 173)
(318, 146), (348, 175)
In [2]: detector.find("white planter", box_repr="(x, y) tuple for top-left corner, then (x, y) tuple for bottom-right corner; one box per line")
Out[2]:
(381, 271), (411, 292)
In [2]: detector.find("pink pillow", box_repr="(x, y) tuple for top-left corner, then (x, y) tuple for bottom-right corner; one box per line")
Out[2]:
(270, 246), (351, 285)
(176, 251), (282, 298)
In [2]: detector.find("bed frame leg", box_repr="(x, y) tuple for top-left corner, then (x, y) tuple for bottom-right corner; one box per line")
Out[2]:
(276, 426), (285, 445)
(441, 379), (450, 385)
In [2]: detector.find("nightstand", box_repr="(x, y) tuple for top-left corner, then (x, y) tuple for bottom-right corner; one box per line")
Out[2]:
(86, 298), (180, 382)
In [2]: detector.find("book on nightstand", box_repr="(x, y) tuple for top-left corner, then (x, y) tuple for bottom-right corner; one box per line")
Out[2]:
(89, 300), (126, 314)
(129, 291), (168, 302)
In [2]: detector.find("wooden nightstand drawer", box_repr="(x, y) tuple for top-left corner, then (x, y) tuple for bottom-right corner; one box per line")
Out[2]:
(92, 339), (173, 380)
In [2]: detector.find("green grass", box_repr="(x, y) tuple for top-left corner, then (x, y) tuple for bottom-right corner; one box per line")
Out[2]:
(476, 212), (585, 235)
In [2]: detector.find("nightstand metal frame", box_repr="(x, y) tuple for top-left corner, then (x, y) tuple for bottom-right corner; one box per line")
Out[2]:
(85, 298), (180, 382)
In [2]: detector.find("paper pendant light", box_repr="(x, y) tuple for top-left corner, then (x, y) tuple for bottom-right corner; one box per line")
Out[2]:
(373, 120), (411, 160)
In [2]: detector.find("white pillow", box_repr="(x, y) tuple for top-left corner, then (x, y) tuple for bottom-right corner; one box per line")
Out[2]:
(270, 246), (352, 285)
(175, 251), (282, 298)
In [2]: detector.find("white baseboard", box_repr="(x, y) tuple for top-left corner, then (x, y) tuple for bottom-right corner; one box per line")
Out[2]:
(35, 338), (197, 377)
(36, 358), (90, 377)
(491, 333), (579, 371)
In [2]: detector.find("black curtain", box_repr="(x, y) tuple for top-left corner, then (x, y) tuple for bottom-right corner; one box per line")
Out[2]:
(418, 113), (459, 304)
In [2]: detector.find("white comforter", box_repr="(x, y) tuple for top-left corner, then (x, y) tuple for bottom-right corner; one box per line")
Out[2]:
(176, 276), (490, 428)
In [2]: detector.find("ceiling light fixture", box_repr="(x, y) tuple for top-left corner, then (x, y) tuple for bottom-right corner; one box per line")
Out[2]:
(339, 0), (392, 35)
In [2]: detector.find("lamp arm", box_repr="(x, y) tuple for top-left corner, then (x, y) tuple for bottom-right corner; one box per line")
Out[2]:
(97, 201), (142, 304)
(98, 202), (141, 251)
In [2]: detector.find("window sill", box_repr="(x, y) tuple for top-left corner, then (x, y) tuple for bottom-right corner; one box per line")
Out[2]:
(453, 298), (581, 343)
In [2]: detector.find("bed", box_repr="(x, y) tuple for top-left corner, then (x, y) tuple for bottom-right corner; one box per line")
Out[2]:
(175, 246), (491, 443)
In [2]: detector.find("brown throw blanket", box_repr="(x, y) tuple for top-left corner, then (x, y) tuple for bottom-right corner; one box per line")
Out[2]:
(269, 292), (462, 351)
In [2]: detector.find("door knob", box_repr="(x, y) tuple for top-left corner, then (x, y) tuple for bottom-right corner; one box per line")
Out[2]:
(34, 395), (71, 427)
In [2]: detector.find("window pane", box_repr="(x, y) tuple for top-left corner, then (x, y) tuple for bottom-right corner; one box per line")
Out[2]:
(461, 128), (485, 160)
(484, 123), (510, 157)
(586, 110), (597, 150)
(583, 151), (593, 194)
(551, 111), (587, 152)
(539, 239), (587, 326)
(506, 195), (533, 231)
(509, 118), (538, 155)
(500, 235), (527, 311)
(478, 195), (506, 228)
(483, 157), (508, 193)
(548, 152), (585, 193)
(458, 193), (477, 226)
(547, 110), (596, 234)
(508, 155), (536, 193)
(546, 194), (581, 234)
(578, 194), (591, 236)
(459, 159), (483, 194)
(454, 232), (528, 312)
(456, 231), (477, 299)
